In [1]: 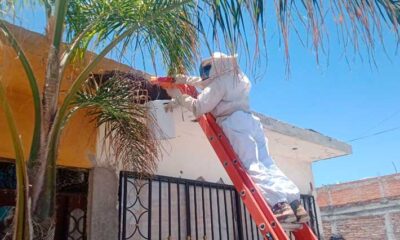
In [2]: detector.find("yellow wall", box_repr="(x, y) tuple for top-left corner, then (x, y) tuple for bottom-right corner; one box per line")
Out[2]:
(0, 23), (133, 168)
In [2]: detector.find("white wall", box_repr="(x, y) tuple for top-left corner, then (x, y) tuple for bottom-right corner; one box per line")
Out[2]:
(273, 156), (314, 194)
(155, 108), (314, 195)
(156, 109), (230, 183)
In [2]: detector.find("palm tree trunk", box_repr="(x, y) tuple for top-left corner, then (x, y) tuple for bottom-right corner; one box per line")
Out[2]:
(29, 42), (60, 240)
(30, 1), (68, 237)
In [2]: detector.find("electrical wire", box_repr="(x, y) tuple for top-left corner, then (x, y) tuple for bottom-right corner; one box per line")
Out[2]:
(348, 125), (400, 142)
(347, 108), (400, 142)
(357, 109), (400, 137)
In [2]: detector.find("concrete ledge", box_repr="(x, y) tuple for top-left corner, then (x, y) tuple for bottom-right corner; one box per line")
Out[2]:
(253, 112), (352, 157)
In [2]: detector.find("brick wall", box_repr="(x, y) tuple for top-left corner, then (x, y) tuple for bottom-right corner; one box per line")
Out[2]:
(318, 174), (400, 208)
(334, 215), (386, 240)
(317, 173), (400, 240)
(390, 212), (400, 239)
(322, 223), (332, 238)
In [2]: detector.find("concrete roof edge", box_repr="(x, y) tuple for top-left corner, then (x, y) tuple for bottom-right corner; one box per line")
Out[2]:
(253, 112), (352, 155)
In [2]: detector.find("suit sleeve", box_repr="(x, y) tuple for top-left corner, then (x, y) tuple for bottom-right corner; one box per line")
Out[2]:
(192, 81), (225, 118)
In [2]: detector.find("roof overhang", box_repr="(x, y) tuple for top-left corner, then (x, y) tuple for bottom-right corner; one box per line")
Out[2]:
(253, 112), (352, 163)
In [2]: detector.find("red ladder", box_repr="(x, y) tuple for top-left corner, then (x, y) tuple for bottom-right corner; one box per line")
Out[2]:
(155, 77), (318, 240)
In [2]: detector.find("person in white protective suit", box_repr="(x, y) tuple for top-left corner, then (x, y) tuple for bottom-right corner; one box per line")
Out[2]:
(165, 52), (310, 223)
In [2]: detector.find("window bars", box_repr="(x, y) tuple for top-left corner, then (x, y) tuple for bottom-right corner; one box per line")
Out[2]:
(118, 172), (321, 240)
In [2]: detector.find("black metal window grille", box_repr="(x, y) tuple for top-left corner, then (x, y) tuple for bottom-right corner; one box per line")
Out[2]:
(300, 194), (320, 238)
(119, 172), (321, 240)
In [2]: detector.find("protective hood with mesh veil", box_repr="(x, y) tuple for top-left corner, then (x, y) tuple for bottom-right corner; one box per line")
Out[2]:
(198, 52), (239, 88)
(190, 51), (251, 119)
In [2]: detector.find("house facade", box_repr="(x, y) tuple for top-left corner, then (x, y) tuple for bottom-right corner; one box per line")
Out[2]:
(0, 24), (352, 239)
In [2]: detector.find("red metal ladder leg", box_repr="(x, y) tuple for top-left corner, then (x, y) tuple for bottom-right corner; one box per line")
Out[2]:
(197, 114), (281, 239)
(203, 114), (318, 240)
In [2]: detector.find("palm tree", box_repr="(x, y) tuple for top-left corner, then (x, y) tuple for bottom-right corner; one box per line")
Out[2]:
(0, 0), (399, 239)
(0, 0), (265, 239)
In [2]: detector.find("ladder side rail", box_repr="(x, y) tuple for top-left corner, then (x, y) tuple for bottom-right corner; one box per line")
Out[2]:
(177, 83), (317, 240)
(204, 114), (289, 239)
(205, 114), (318, 240)
(197, 114), (280, 240)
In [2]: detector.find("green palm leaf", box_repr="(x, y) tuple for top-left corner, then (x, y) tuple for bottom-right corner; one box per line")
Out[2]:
(0, 80), (30, 239)
(71, 71), (159, 173)
(0, 21), (41, 168)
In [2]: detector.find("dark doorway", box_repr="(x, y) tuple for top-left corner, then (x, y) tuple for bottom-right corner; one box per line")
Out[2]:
(0, 161), (88, 240)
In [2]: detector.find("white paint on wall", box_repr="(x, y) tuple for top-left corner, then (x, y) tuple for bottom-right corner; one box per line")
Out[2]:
(147, 100), (176, 140)
(156, 109), (229, 183)
(274, 156), (313, 194)
(156, 109), (314, 194)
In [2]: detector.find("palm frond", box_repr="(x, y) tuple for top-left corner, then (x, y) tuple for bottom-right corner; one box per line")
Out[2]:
(63, 0), (400, 72)
(65, 0), (197, 73)
(71, 72), (159, 173)
(274, 0), (400, 65)
(4, 1), (400, 67)
(63, 0), (266, 72)
(0, 80), (30, 239)
(0, 21), (42, 168)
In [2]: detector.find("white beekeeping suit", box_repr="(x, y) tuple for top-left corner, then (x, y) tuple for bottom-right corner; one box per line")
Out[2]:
(167, 52), (308, 223)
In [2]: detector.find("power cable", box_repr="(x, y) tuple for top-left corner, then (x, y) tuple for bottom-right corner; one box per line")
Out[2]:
(358, 109), (400, 136)
(347, 108), (400, 142)
(348, 125), (400, 142)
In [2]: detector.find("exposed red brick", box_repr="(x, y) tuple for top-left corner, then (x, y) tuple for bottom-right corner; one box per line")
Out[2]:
(317, 174), (400, 240)
(317, 174), (400, 207)
(391, 212), (400, 239)
(322, 222), (332, 239)
(383, 177), (400, 198)
(316, 190), (329, 208)
(323, 215), (386, 240)
(329, 181), (381, 206)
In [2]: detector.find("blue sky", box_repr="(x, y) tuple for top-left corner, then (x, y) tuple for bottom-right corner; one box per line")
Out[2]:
(243, 12), (400, 187)
(8, 4), (400, 187)
(250, 35), (400, 187)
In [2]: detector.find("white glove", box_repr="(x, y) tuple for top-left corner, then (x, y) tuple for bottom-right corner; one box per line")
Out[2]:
(174, 74), (202, 86)
(175, 94), (195, 112)
(166, 88), (182, 98)
(174, 74), (190, 84)
(164, 94), (195, 113)
(164, 99), (178, 112)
